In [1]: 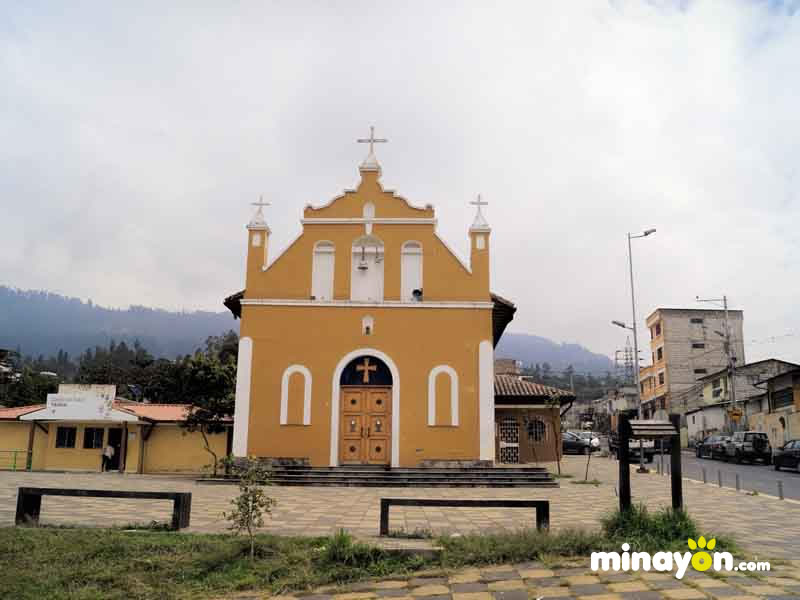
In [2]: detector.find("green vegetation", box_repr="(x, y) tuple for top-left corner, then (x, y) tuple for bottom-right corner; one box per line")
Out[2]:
(0, 507), (737, 599)
(601, 504), (738, 554)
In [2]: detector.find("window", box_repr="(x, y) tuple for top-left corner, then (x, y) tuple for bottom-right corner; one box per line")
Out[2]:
(311, 241), (335, 301)
(773, 388), (794, 410)
(656, 347), (663, 362)
(712, 378), (721, 389)
(692, 415), (695, 424)
(351, 235), (384, 301)
(692, 342), (705, 349)
(83, 427), (104, 449)
(655, 323), (662, 336)
(690, 317), (704, 324)
(694, 368), (707, 375)
(400, 241), (423, 302)
(658, 372), (665, 385)
(55, 426), (77, 448)
(427, 365), (459, 426)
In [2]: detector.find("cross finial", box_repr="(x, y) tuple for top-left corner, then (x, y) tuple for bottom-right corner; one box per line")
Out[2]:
(251, 195), (271, 211)
(357, 126), (387, 154)
(248, 195), (270, 229)
(470, 193), (488, 209)
(469, 193), (490, 231)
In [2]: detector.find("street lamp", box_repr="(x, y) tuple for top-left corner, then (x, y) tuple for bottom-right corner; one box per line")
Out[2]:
(615, 228), (657, 474)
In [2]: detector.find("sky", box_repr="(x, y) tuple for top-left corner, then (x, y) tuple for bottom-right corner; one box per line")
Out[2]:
(2, 1), (800, 363)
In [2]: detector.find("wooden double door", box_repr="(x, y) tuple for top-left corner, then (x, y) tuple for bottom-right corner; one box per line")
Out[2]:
(340, 386), (391, 464)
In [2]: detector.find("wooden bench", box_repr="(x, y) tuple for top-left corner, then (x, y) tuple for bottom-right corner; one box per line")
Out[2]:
(15, 487), (192, 530)
(379, 498), (549, 536)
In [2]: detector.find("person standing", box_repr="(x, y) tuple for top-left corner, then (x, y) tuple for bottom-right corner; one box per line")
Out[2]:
(102, 444), (115, 471)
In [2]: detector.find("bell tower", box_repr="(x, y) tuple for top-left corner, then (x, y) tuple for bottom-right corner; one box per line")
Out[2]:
(469, 194), (491, 296)
(245, 197), (270, 290)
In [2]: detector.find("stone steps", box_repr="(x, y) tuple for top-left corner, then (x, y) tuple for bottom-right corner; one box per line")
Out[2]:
(266, 465), (558, 488)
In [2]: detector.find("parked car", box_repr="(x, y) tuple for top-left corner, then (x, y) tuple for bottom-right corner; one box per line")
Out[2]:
(724, 431), (772, 464)
(562, 431), (599, 455)
(609, 433), (656, 462)
(774, 439), (800, 471)
(696, 434), (730, 460)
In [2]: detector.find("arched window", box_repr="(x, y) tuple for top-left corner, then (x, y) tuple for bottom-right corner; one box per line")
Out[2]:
(351, 234), (384, 301)
(401, 241), (423, 302)
(427, 365), (459, 426)
(280, 365), (311, 425)
(311, 241), (335, 301)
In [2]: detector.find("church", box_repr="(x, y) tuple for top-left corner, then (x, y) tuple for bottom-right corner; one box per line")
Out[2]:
(224, 129), (567, 468)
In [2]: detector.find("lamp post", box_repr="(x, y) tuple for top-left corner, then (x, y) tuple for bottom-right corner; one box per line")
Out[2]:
(613, 227), (656, 474)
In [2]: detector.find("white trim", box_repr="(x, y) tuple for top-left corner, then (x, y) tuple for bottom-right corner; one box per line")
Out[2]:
(302, 218), (437, 225)
(330, 348), (400, 467)
(20, 408), (140, 423)
(261, 231), (303, 272)
(232, 337), (253, 456)
(435, 231), (471, 274)
(479, 340), (494, 461)
(240, 299), (493, 309)
(427, 365), (459, 427)
(280, 365), (312, 425)
(304, 177), (432, 213)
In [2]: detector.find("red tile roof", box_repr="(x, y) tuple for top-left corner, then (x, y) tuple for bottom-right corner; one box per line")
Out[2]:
(494, 374), (574, 399)
(0, 405), (45, 420)
(116, 402), (232, 422)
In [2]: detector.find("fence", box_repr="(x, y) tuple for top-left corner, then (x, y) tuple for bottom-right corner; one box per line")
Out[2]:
(0, 450), (31, 471)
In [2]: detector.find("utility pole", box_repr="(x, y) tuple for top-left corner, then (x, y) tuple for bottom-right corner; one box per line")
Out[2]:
(696, 295), (737, 431)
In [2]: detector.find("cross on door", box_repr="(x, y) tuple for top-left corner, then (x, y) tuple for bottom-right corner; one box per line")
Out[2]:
(356, 357), (378, 384)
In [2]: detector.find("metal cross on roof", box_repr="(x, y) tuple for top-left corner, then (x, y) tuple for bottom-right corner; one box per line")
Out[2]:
(251, 195), (271, 211)
(470, 193), (488, 208)
(357, 126), (387, 154)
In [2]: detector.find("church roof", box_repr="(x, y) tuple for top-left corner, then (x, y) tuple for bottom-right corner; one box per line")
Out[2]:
(494, 374), (574, 402)
(223, 289), (517, 348)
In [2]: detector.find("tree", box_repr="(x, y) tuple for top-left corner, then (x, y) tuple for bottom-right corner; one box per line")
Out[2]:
(180, 354), (236, 476)
(2, 369), (58, 407)
(223, 457), (275, 559)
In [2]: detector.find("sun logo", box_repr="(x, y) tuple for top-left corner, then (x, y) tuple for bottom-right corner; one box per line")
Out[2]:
(687, 536), (716, 571)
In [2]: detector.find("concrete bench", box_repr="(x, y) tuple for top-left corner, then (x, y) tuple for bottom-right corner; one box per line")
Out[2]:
(379, 498), (549, 536)
(15, 487), (192, 530)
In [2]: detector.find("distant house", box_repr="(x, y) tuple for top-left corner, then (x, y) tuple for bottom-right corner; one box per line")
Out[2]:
(686, 359), (798, 442)
(0, 384), (230, 473)
(750, 367), (800, 449)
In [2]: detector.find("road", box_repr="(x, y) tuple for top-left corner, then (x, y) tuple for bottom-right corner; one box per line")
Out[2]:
(675, 451), (800, 501)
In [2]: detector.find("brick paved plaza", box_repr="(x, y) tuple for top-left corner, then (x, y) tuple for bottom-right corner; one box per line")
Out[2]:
(2, 455), (798, 560)
(4, 456), (800, 599)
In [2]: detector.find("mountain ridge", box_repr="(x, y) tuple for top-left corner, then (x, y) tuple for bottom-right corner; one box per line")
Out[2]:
(0, 286), (612, 372)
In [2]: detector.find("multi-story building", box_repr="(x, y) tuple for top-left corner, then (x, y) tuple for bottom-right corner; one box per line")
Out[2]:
(640, 308), (745, 418)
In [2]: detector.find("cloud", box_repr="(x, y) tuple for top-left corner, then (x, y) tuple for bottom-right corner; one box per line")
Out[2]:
(1, 1), (799, 362)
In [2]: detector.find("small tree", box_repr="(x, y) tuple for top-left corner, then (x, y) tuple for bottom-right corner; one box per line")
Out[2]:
(180, 354), (236, 476)
(223, 458), (276, 559)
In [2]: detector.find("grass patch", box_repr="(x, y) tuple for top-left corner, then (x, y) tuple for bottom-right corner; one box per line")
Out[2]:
(387, 528), (434, 539)
(600, 504), (738, 554)
(569, 479), (602, 486)
(0, 507), (738, 599)
(0, 527), (429, 600)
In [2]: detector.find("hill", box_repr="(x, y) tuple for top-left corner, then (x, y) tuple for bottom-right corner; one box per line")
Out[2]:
(0, 286), (237, 359)
(496, 332), (613, 375)
(0, 287), (613, 373)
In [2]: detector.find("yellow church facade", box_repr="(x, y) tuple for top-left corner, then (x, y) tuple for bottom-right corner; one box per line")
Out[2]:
(225, 133), (514, 468)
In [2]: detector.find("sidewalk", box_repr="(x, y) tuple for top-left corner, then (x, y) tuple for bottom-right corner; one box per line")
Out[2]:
(243, 560), (800, 600)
